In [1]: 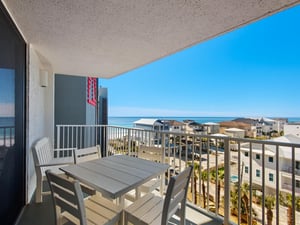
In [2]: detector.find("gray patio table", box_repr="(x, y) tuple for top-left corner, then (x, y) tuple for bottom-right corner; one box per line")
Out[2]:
(60, 154), (169, 206)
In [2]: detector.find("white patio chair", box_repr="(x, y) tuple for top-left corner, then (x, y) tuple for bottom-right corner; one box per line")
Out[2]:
(32, 137), (75, 203)
(124, 165), (193, 225)
(46, 170), (122, 225)
(125, 146), (164, 202)
(73, 145), (101, 164)
(73, 146), (102, 196)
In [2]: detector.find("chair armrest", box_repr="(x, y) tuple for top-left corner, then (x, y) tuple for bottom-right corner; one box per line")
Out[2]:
(55, 148), (77, 151)
(36, 161), (74, 167)
(36, 157), (75, 167)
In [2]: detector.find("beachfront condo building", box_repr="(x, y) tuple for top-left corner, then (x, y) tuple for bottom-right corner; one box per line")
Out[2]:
(241, 134), (300, 194)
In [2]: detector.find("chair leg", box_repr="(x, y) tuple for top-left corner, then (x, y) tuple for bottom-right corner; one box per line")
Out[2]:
(179, 203), (186, 225)
(118, 214), (123, 225)
(56, 206), (63, 225)
(35, 174), (43, 203)
(124, 212), (129, 225)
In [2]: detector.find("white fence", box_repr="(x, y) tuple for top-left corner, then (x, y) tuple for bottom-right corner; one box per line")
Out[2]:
(56, 124), (300, 225)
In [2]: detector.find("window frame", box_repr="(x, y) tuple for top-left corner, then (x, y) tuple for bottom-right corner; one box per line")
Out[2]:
(256, 169), (260, 177)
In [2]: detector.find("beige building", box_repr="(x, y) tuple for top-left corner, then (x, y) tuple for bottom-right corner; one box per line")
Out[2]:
(224, 128), (245, 138)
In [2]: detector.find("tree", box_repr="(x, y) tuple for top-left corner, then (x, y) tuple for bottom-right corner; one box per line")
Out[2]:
(240, 182), (250, 224)
(210, 167), (225, 210)
(280, 192), (295, 225)
(286, 193), (293, 225)
(265, 195), (275, 225)
(187, 162), (200, 204)
(200, 170), (208, 208)
(231, 182), (257, 224)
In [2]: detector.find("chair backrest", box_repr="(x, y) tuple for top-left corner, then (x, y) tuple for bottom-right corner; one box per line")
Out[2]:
(138, 146), (163, 163)
(74, 145), (101, 164)
(162, 165), (193, 224)
(32, 137), (53, 168)
(46, 170), (87, 225)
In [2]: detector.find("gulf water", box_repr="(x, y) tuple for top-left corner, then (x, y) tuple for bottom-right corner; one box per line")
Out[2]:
(1, 116), (300, 129)
(108, 116), (300, 128)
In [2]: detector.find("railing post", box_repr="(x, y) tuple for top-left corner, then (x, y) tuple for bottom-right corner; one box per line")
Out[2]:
(56, 125), (60, 149)
(127, 128), (131, 155)
(161, 133), (166, 195)
(223, 138), (230, 225)
(105, 125), (108, 157)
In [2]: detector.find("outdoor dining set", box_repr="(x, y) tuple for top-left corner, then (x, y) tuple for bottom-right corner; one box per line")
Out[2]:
(32, 137), (193, 225)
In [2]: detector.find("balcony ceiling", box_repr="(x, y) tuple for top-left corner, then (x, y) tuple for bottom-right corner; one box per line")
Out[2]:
(3, 0), (300, 78)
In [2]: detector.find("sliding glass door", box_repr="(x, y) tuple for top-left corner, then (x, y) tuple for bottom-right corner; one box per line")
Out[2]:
(0, 2), (26, 224)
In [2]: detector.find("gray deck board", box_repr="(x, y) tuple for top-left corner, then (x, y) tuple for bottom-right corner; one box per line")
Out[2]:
(16, 194), (222, 225)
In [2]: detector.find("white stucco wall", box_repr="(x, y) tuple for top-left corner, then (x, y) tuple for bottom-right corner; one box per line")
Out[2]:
(284, 124), (300, 137)
(26, 46), (54, 203)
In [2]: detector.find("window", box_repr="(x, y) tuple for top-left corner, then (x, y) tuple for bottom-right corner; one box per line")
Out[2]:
(244, 152), (249, 157)
(0, 3), (26, 223)
(296, 180), (300, 188)
(268, 157), (273, 163)
(296, 161), (300, 170)
(256, 169), (260, 177)
(269, 173), (274, 182)
(256, 154), (260, 160)
(245, 166), (249, 174)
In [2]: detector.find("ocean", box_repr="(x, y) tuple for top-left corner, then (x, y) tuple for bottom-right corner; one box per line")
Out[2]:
(0, 117), (14, 140)
(0, 117), (14, 127)
(1, 116), (300, 129)
(108, 116), (300, 128)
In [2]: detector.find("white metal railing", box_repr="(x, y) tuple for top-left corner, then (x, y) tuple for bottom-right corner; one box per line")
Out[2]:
(0, 125), (15, 147)
(56, 124), (300, 225)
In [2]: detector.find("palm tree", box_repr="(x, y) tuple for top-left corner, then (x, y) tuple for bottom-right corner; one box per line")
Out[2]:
(230, 182), (258, 224)
(265, 195), (275, 225)
(216, 168), (224, 209)
(285, 193), (293, 225)
(210, 167), (225, 210)
(240, 182), (250, 224)
(187, 162), (200, 204)
(230, 186), (239, 215)
(200, 170), (208, 208)
(296, 196), (300, 211)
(280, 192), (294, 225)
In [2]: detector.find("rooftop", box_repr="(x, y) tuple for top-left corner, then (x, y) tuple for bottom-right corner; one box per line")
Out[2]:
(134, 118), (162, 126)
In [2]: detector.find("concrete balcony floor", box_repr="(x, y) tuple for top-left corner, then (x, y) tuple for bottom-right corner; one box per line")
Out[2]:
(16, 195), (223, 225)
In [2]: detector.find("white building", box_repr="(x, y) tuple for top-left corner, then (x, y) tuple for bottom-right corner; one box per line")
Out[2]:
(133, 119), (168, 145)
(203, 122), (220, 134)
(224, 128), (245, 138)
(241, 134), (300, 195)
(183, 121), (204, 134)
(165, 120), (184, 133)
(284, 122), (300, 137)
(133, 118), (166, 131)
(259, 117), (288, 135)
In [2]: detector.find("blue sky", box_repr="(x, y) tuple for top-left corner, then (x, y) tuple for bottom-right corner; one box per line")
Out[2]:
(99, 5), (300, 118)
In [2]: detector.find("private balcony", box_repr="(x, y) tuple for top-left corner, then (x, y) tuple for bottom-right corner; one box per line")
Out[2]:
(17, 125), (300, 225)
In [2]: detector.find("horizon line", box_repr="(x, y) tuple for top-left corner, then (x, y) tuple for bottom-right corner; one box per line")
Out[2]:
(108, 115), (300, 118)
